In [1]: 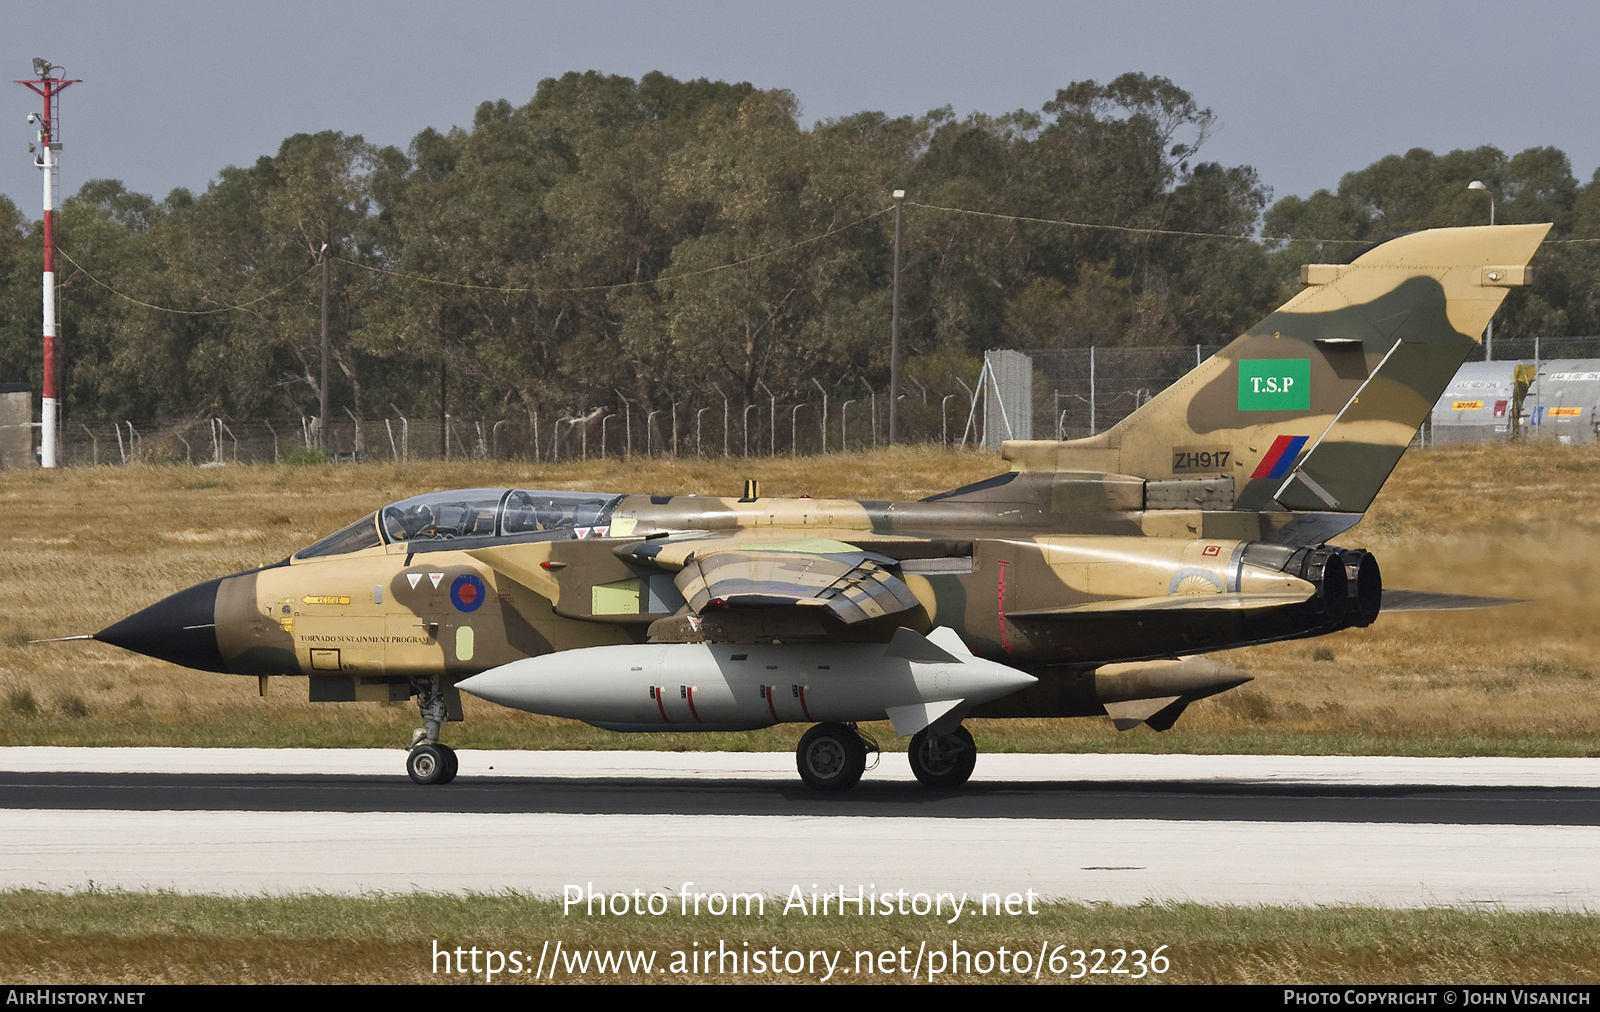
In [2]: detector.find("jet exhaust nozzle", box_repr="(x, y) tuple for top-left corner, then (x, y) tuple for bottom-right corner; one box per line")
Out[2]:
(1339, 549), (1383, 628)
(1289, 546), (1349, 629)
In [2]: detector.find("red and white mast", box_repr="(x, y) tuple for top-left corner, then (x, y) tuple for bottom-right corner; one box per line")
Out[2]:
(15, 58), (78, 468)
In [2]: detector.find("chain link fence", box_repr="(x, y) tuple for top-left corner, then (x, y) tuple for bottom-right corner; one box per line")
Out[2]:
(38, 337), (1600, 466)
(1470, 335), (1600, 362)
(1024, 345), (1226, 442)
(59, 416), (516, 467)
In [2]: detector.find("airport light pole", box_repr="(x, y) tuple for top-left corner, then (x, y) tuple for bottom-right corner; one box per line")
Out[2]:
(888, 189), (905, 444)
(16, 59), (79, 468)
(1468, 180), (1496, 360)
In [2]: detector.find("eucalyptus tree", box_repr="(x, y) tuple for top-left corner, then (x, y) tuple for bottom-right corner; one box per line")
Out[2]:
(1264, 145), (1588, 340)
(150, 131), (400, 421)
(652, 88), (902, 420)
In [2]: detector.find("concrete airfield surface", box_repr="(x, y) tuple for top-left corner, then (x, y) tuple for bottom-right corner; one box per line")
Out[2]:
(2, 748), (1599, 908)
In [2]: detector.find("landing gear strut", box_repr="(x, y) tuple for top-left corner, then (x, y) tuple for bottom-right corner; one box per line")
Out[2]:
(796, 722), (875, 791)
(406, 676), (458, 785)
(908, 725), (976, 788)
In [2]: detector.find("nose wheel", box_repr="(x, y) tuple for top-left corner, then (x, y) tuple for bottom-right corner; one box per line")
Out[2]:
(407, 742), (459, 785)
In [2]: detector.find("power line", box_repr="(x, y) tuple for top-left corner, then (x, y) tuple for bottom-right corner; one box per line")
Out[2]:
(334, 206), (896, 294)
(52, 207), (897, 311)
(54, 246), (320, 315)
(907, 200), (1370, 245)
(53, 199), (1595, 313)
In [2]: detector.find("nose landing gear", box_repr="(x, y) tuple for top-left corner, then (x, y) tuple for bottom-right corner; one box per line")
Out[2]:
(406, 676), (459, 785)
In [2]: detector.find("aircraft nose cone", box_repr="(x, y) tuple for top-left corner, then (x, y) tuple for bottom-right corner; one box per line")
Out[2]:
(95, 577), (229, 672)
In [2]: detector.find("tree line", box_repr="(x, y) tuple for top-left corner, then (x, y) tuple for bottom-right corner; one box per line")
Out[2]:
(0, 70), (1594, 438)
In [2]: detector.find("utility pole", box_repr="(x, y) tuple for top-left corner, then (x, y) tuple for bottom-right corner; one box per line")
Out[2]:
(319, 243), (330, 449)
(1468, 180), (1497, 360)
(888, 189), (905, 444)
(16, 59), (79, 468)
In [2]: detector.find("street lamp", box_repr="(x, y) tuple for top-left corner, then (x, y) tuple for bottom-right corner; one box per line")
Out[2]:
(1467, 180), (1495, 226)
(1468, 181), (1497, 360)
(889, 188), (905, 444)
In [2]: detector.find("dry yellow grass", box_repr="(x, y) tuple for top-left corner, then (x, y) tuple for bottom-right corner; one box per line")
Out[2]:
(0, 441), (1595, 754)
(1198, 441), (1600, 753)
(3, 890), (1598, 984)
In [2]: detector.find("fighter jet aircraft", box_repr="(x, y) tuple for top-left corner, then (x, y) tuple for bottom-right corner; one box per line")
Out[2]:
(92, 223), (1548, 790)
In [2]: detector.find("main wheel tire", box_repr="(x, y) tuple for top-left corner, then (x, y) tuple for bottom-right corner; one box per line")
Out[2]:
(909, 726), (977, 788)
(438, 744), (459, 785)
(796, 722), (867, 791)
(407, 743), (449, 785)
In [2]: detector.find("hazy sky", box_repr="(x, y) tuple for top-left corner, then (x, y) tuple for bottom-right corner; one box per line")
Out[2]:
(4, 1), (1596, 217)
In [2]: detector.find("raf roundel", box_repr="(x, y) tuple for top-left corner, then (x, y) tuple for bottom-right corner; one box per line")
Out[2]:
(450, 574), (486, 613)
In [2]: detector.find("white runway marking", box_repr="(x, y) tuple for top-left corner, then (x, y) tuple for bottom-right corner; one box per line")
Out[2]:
(2, 749), (1597, 907)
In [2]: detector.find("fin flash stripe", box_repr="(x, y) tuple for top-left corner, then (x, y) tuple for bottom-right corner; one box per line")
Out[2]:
(1251, 435), (1308, 481)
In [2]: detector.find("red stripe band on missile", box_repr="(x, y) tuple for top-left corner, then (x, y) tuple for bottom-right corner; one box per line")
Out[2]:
(655, 688), (669, 722)
(1251, 434), (1308, 480)
(765, 686), (779, 722)
(685, 686), (700, 722)
(797, 685), (812, 721)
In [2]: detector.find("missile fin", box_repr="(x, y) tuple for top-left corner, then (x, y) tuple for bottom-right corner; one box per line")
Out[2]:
(885, 626), (962, 664)
(885, 698), (964, 736)
(924, 626), (974, 658)
(1103, 695), (1182, 731)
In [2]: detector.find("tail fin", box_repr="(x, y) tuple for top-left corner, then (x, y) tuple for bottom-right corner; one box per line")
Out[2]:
(1002, 223), (1550, 513)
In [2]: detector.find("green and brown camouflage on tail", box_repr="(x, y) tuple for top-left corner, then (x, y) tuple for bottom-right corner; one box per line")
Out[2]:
(1002, 223), (1550, 513)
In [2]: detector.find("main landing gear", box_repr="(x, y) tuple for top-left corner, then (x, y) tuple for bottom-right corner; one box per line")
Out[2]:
(908, 726), (977, 788)
(794, 722), (978, 791)
(406, 676), (459, 785)
(796, 722), (876, 791)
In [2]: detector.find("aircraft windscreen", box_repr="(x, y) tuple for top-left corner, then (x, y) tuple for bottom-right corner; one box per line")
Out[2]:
(376, 488), (623, 545)
(295, 513), (382, 560)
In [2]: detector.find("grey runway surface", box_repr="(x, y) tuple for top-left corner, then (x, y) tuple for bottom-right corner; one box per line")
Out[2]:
(3, 770), (1598, 825)
(4, 749), (1599, 907)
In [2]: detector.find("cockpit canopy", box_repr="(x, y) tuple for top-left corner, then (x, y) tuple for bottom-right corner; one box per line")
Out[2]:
(294, 488), (624, 560)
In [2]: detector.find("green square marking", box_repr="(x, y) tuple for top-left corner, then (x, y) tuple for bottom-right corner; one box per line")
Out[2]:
(592, 578), (641, 615)
(1238, 359), (1310, 411)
